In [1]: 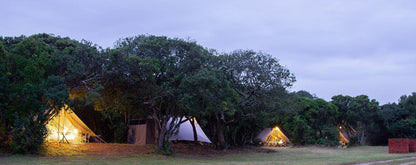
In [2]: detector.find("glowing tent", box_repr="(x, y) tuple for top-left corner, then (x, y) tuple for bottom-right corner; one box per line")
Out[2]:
(339, 131), (349, 145)
(256, 126), (290, 146)
(338, 126), (358, 146)
(46, 105), (100, 143)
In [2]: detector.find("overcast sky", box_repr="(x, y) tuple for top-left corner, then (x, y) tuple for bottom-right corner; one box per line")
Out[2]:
(2, 0), (416, 104)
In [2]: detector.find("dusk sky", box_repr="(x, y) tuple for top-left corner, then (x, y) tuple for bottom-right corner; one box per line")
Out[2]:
(2, 0), (415, 104)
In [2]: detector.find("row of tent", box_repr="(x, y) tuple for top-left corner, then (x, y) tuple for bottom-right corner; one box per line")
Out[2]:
(45, 106), (350, 146)
(45, 106), (212, 144)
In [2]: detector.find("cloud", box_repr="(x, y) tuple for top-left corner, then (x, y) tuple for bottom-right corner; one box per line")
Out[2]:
(1, 0), (416, 104)
(289, 53), (416, 103)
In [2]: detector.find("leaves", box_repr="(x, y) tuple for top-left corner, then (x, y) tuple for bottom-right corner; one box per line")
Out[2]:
(1, 33), (299, 152)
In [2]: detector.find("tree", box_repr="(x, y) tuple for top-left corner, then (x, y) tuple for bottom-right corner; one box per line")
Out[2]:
(0, 35), (69, 153)
(279, 97), (339, 145)
(0, 34), (102, 153)
(110, 35), (212, 153)
(399, 93), (416, 117)
(178, 68), (239, 149)
(295, 90), (314, 99)
(1, 33), (300, 154)
(332, 95), (379, 145)
(210, 50), (295, 149)
(381, 93), (416, 139)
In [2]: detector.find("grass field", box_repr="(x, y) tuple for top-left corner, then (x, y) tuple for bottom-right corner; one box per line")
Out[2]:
(1, 144), (416, 165)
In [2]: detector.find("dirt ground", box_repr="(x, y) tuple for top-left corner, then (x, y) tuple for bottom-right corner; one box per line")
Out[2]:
(42, 142), (274, 157)
(42, 143), (154, 157)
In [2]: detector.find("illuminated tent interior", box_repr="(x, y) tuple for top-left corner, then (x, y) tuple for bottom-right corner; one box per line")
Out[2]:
(46, 105), (100, 143)
(339, 131), (349, 145)
(338, 126), (355, 146)
(256, 126), (290, 146)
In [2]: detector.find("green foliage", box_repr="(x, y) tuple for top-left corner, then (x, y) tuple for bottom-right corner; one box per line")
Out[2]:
(108, 35), (216, 151)
(210, 50), (295, 148)
(315, 128), (339, 146)
(0, 120), (9, 149)
(380, 93), (416, 140)
(1, 35), (69, 153)
(178, 68), (240, 148)
(100, 105), (128, 143)
(179, 68), (239, 117)
(388, 118), (416, 138)
(157, 141), (173, 155)
(0, 34), (93, 153)
(331, 95), (379, 145)
(276, 96), (340, 146)
(9, 114), (47, 154)
(296, 90), (314, 99)
(9, 32), (415, 154)
(284, 114), (313, 145)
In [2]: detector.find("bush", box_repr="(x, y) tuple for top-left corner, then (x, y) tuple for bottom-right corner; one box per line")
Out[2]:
(315, 137), (338, 147)
(253, 138), (262, 146)
(0, 123), (10, 149)
(348, 136), (359, 146)
(9, 115), (47, 154)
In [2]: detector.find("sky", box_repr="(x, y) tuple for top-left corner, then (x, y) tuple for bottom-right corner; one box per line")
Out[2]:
(1, 0), (416, 104)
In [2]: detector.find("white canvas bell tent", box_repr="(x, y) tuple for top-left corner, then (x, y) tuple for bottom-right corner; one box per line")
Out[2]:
(168, 117), (211, 143)
(256, 126), (290, 146)
(46, 105), (100, 143)
(128, 117), (211, 145)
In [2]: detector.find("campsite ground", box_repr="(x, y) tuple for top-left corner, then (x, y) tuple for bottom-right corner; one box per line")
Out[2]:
(1, 143), (416, 165)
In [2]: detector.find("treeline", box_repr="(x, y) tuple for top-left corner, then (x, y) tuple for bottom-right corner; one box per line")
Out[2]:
(0, 34), (415, 154)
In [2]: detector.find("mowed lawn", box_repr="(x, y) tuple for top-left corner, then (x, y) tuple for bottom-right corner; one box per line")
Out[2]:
(1, 144), (416, 165)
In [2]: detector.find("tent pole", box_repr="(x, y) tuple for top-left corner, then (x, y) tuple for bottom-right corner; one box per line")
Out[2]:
(62, 108), (65, 143)
(58, 108), (60, 144)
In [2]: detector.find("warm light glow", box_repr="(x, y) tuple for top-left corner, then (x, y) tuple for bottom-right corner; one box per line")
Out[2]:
(45, 105), (94, 144)
(66, 133), (75, 140)
(339, 126), (342, 129)
(63, 128), (68, 134)
(263, 126), (290, 146)
(46, 125), (81, 142)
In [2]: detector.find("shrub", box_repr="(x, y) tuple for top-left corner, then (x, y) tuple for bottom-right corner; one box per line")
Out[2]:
(9, 115), (47, 154)
(0, 122), (10, 149)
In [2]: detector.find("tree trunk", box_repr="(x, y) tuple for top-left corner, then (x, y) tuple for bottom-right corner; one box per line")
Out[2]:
(157, 125), (169, 153)
(357, 123), (366, 145)
(360, 130), (365, 145)
(215, 117), (226, 150)
(189, 118), (198, 142)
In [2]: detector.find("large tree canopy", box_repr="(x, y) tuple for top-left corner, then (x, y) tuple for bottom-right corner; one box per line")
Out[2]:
(0, 34), (100, 153)
(2, 33), (416, 154)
